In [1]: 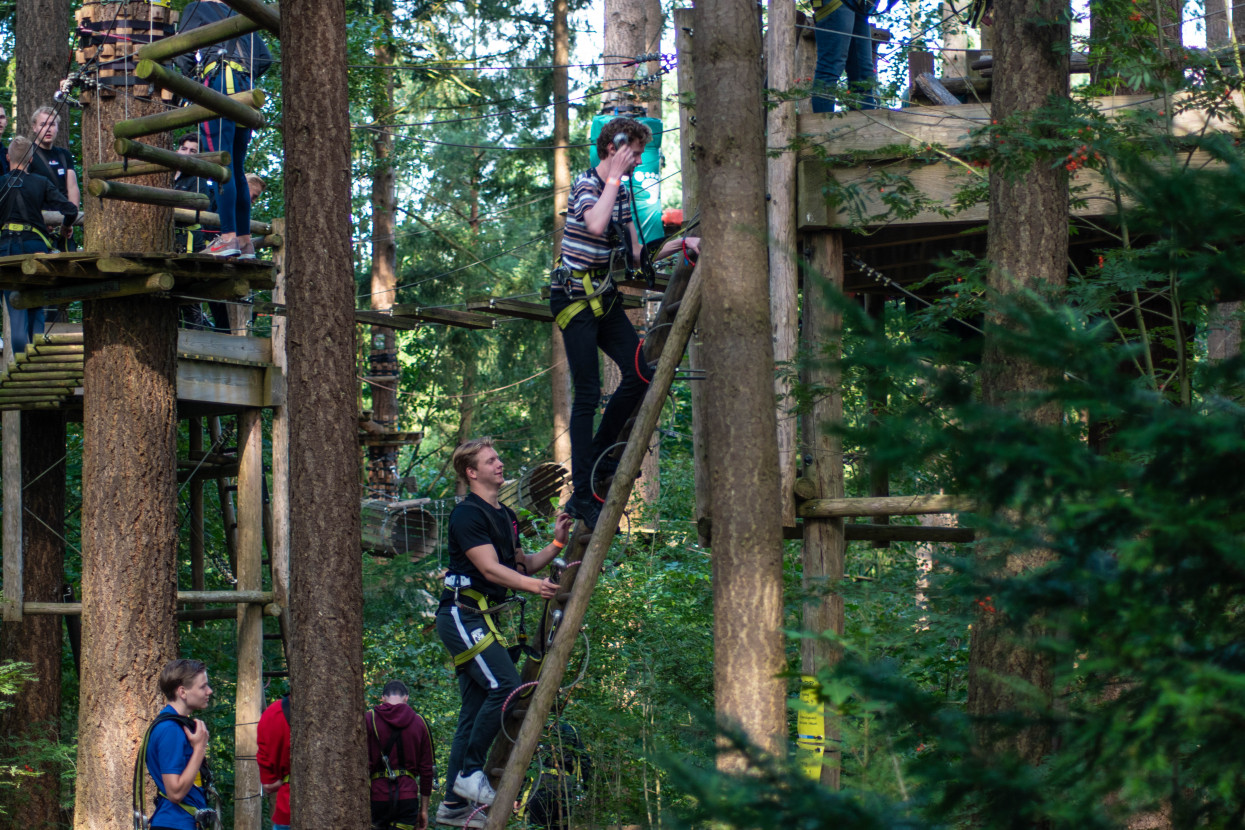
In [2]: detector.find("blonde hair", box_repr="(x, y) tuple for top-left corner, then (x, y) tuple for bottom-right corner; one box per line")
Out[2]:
(452, 438), (495, 486)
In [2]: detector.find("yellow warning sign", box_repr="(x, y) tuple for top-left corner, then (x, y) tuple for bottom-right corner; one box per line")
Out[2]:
(794, 675), (824, 780)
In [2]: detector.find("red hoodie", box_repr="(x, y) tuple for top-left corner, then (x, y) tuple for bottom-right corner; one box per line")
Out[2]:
(257, 697), (291, 825)
(366, 702), (435, 802)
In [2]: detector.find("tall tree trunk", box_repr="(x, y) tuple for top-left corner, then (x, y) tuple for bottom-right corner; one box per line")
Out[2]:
(551, 0), (572, 476)
(368, 0), (400, 499)
(75, 4), (180, 824)
(16, 0), (71, 130)
(969, 0), (1068, 765)
(768, 0), (799, 527)
(454, 355), (478, 497)
(603, 0), (645, 111)
(283, 0), (369, 825)
(695, 0), (786, 763)
(603, 0), (661, 513)
(3, 2), (72, 824)
(1205, 0), (1229, 48)
(0, 414), (67, 828)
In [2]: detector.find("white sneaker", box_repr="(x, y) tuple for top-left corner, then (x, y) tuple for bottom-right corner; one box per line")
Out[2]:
(435, 801), (486, 827)
(452, 769), (496, 805)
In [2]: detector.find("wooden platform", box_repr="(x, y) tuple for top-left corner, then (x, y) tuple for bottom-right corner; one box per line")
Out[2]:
(0, 325), (281, 415)
(0, 251), (277, 296)
(796, 92), (1243, 289)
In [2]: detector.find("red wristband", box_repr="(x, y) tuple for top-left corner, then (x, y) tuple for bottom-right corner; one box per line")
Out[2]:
(552, 538), (565, 549)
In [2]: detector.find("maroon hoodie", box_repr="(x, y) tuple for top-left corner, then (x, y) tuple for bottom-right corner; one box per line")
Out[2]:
(366, 702), (435, 802)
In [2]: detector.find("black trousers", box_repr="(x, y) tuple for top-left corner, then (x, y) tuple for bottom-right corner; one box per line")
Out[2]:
(551, 292), (647, 498)
(371, 797), (422, 829)
(435, 603), (520, 805)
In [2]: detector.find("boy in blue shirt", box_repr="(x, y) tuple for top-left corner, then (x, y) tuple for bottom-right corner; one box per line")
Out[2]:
(142, 659), (213, 829)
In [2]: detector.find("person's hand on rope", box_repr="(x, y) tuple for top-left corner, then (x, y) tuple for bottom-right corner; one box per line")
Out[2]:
(536, 577), (559, 600)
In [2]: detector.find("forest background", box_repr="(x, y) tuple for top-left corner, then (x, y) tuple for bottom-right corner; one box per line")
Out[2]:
(2, 0), (1245, 827)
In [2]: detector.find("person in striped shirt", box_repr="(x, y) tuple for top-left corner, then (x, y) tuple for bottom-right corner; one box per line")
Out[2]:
(550, 116), (699, 528)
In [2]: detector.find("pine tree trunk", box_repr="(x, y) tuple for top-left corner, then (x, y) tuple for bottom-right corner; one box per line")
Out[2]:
(2, 2), (72, 825)
(368, 0), (400, 498)
(695, 0), (787, 764)
(0, 413), (67, 828)
(283, 0), (370, 825)
(75, 4), (180, 822)
(969, 0), (1068, 765)
(1205, 0), (1229, 48)
(551, 0), (572, 475)
(16, 0), (71, 130)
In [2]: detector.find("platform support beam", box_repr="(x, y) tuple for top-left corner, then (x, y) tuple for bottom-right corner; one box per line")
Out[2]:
(235, 409), (264, 830)
(801, 231), (848, 789)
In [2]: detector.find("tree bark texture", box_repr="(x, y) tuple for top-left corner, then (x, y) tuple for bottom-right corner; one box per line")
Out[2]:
(551, 0), (573, 475)
(675, 9), (711, 545)
(970, 0), (1068, 766)
(4, 3), (73, 824)
(801, 234), (848, 788)
(767, 0), (799, 528)
(603, 0), (646, 110)
(16, 0), (71, 131)
(77, 295), (179, 830)
(368, 0), (400, 498)
(1205, 0), (1229, 48)
(282, 0), (370, 824)
(0, 413), (67, 828)
(694, 0), (787, 763)
(76, 9), (181, 822)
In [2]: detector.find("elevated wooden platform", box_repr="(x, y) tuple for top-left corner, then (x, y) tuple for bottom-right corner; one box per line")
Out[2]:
(0, 251), (276, 299)
(0, 325), (281, 415)
(797, 92), (1243, 289)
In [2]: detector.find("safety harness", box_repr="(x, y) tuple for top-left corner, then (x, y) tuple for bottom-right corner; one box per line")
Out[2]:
(367, 707), (432, 830)
(445, 500), (526, 668)
(0, 171), (55, 250)
(2, 222), (53, 249)
(132, 712), (221, 830)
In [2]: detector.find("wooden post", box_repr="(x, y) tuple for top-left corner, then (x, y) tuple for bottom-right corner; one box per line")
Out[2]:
(88, 151), (230, 181)
(269, 219), (291, 662)
(220, 0), (282, 35)
(864, 294), (889, 540)
(1, 299), (21, 622)
(801, 231), (847, 789)
(190, 417), (206, 628)
(137, 12), (265, 63)
(87, 179), (213, 210)
(234, 409), (264, 830)
(135, 60), (267, 130)
(210, 416), (239, 570)
(112, 90), (266, 140)
(114, 138), (233, 181)
(768, 0), (799, 528)
(675, 8), (710, 545)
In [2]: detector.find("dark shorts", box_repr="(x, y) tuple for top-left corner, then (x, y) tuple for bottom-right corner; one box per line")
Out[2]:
(371, 797), (422, 829)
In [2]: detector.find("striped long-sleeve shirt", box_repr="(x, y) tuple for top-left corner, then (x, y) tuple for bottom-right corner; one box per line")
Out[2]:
(558, 168), (631, 293)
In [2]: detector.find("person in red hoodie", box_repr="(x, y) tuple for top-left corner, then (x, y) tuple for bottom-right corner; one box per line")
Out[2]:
(367, 680), (435, 830)
(256, 694), (291, 830)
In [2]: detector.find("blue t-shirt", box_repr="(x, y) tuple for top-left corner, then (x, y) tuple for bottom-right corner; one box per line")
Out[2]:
(145, 704), (208, 829)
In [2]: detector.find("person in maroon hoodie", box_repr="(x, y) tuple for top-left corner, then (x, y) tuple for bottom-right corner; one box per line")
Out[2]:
(256, 694), (291, 830)
(367, 680), (435, 830)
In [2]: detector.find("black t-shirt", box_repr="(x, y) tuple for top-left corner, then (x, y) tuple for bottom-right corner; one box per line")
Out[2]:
(443, 493), (520, 603)
(0, 171), (79, 235)
(27, 145), (74, 200)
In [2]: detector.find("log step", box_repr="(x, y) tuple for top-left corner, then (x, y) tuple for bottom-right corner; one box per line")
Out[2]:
(87, 179), (211, 210)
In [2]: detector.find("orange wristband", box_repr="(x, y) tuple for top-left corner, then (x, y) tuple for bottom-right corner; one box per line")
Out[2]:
(552, 538), (565, 549)
(606, 177), (621, 187)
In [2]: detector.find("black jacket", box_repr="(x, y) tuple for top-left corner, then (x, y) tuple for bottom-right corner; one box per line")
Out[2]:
(0, 170), (79, 236)
(174, 1), (274, 79)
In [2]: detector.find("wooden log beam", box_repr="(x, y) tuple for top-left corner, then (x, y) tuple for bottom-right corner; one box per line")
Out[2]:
(87, 179), (211, 210)
(23, 601), (282, 618)
(15, 355), (84, 365)
(0, 395), (71, 404)
(173, 208), (273, 236)
(87, 152), (231, 181)
(113, 90), (266, 140)
(134, 61), (266, 132)
(798, 494), (971, 518)
(386, 304), (496, 329)
(255, 233), (282, 250)
(137, 12), (265, 63)
(466, 297), (556, 322)
(352, 309), (426, 332)
(177, 278), (251, 301)
(18, 344), (82, 356)
(0, 379), (79, 388)
(33, 332), (85, 346)
(21, 257), (89, 279)
(9, 274), (175, 309)
(219, 0), (282, 36)
(114, 138), (233, 182)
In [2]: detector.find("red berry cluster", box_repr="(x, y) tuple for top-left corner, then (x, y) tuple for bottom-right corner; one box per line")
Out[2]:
(974, 596), (997, 614)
